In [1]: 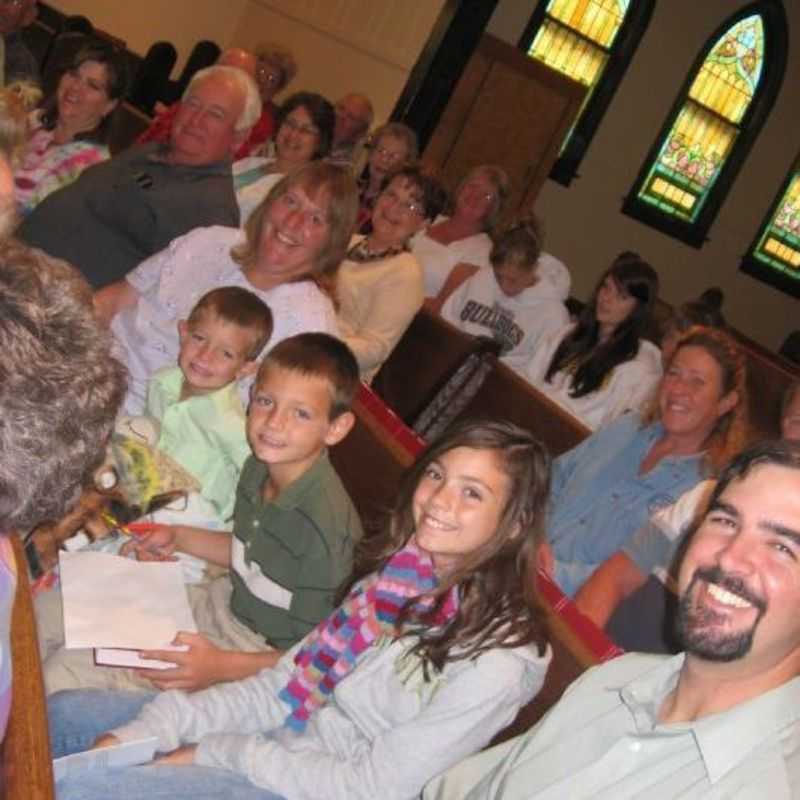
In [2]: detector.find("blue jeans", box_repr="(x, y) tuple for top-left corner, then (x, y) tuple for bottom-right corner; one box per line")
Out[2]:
(49, 690), (285, 799)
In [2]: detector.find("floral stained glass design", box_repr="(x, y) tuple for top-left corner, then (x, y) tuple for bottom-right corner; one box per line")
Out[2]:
(637, 14), (764, 222)
(527, 1), (631, 151)
(752, 167), (800, 283)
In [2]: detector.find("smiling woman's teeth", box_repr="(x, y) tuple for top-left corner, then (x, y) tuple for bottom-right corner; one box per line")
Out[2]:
(707, 582), (753, 609)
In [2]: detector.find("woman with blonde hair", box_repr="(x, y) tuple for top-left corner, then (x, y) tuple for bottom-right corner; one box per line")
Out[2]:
(94, 161), (358, 414)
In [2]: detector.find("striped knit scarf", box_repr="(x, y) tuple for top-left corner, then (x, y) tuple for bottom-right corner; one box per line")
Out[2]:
(279, 541), (457, 731)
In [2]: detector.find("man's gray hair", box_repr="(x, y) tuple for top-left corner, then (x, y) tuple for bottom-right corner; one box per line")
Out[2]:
(0, 243), (127, 532)
(184, 64), (262, 133)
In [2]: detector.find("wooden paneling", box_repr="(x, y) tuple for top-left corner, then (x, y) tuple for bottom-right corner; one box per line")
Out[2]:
(423, 34), (586, 219)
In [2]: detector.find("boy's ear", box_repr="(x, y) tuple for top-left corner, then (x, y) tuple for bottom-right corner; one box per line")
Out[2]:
(177, 319), (189, 342)
(323, 410), (355, 447)
(236, 360), (259, 381)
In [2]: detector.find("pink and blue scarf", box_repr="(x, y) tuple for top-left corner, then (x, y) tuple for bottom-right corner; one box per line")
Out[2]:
(279, 541), (457, 731)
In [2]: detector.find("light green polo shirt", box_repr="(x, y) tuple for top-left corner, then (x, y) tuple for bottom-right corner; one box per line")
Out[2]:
(229, 450), (363, 650)
(425, 652), (800, 799)
(146, 366), (251, 522)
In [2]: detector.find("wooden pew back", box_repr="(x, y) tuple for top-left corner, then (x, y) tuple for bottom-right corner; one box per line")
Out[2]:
(1, 536), (54, 800)
(371, 309), (492, 424)
(457, 358), (590, 457)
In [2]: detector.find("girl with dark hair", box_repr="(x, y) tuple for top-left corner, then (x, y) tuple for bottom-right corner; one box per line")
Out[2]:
(50, 419), (551, 800)
(14, 38), (128, 214)
(524, 252), (662, 430)
(234, 91), (335, 223)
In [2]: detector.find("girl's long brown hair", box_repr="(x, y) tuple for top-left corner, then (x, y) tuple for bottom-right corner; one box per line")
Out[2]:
(341, 419), (551, 674)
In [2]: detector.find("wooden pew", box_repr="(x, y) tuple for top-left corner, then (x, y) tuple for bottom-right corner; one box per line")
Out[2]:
(734, 333), (800, 439)
(456, 357), (590, 457)
(371, 308), (494, 424)
(1, 536), (54, 800)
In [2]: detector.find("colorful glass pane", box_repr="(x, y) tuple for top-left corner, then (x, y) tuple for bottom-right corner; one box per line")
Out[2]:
(528, 0), (634, 159)
(636, 12), (764, 222)
(689, 14), (764, 123)
(546, 0), (630, 49)
(638, 102), (736, 221)
(530, 18), (607, 86)
(753, 171), (800, 281)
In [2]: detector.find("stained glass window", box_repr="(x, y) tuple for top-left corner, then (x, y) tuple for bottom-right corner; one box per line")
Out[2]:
(637, 15), (763, 222)
(623, 1), (787, 247)
(742, 155), (800, 298)
(520, 0), (653, 184)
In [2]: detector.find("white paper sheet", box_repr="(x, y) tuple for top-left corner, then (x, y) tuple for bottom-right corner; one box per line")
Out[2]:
(59, 551), (197, 650)
(53, 736), (159, 782)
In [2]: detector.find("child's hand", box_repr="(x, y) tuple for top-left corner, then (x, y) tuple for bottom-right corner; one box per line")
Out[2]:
(122, 525), (178, 562)
(92, 733), (121, 749)
(154, 744), (197, 765)
(136, 632), (227, 692)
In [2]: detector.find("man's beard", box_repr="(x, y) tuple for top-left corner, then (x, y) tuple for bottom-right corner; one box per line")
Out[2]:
(675, 565), (766, 662)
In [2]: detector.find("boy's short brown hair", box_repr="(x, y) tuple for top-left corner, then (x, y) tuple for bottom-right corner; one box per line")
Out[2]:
(257, 333), (359, 419)
(187, 287), (273, 360)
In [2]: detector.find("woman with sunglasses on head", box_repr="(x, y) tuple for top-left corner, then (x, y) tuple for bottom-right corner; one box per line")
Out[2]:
(234, 91), (335, 224)
(14, 38), (127, 215)
(524, 252), (662, 431)
(336, 164), (447, 382)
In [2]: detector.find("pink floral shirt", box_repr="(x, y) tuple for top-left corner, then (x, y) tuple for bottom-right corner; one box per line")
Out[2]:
(14, 127), (109, 215)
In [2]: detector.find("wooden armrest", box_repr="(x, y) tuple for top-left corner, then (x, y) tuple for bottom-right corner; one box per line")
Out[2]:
(1, 535), (54, 800)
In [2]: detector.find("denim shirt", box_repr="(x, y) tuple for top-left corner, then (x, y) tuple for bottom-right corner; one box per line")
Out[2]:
(548, 413), (704, 596)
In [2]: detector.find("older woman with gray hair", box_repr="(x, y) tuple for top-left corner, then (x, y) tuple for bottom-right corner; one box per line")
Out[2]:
(0, 242), (127, 742)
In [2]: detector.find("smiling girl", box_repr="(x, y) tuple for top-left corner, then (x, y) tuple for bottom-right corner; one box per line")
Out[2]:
(49, 420), (551, 800)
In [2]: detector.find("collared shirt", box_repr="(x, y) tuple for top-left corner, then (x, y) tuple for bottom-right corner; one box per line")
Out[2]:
(229, 451), (363, 649)
(17, 143), (239, 288)
(549, 414), (704, 596)
(146, 366), (251, 523)
(424, 652), (800, 799)
(112, 224), (337, 414)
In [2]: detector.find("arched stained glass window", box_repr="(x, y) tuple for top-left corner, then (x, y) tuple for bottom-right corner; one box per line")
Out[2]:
(520, 0), (654, 185)
(742, 154), (800, 298)
(623, 1), (787, 247)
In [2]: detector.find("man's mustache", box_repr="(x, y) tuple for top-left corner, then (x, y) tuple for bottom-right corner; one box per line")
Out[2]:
(688, 565), (767, 613)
